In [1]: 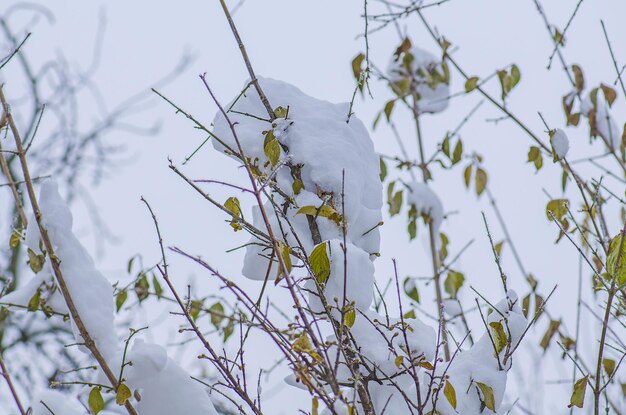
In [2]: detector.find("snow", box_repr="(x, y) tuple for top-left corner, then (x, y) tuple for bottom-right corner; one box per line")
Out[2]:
(443, 298), (462, 316)
(14, 181), (119, 362)
(550, 128), (569, 160)
(387, 45), (450, 114)
(434, 290), (527, 414)
(305, 239), (375, 315)
(124, 339), (218, 415)
(5, 181), (218, 413)
(406, 181), (444, 234)
(581, 88), (620, 149)
(31, 390), (85, 415)
(210, 79), (529, 414)
(0, 271), (69, 314)
(214, 78), (383, 280)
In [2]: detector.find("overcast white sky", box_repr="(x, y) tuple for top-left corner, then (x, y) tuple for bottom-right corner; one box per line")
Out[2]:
(2, 0), (626, 413)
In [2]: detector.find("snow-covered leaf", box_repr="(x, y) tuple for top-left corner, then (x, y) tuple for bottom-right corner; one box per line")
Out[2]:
(27, 248), (45, 273)
(476, 382), (495, 411)
(403, 277), (420, 303)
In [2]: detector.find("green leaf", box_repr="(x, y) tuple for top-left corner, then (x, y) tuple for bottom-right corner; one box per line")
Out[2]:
(444, 271), (465, 298)
(403, 309), (416, 319)
(568, 376), (588, 408)
(607, 232), (626, 285)
(343, 305), (356, 327)
(379, 157), (387, 182)
(464, 76), (479, 93)
(600, 83), (617, 107)
(553, 28), (565, 46)
(310, 242), (331, 283)
(116, 383), (132, 405)
(489, 321), (508, 354)
(88, 387), (105, 414)
(403, 277), (420, 303)
(190, 300), (202, 321)
(394, 355), (404, 368)
(223, 316), (235, 342)
(116, 290), (128, 312)
(351, 53), (365, 81)
(572, 64), (584, 92)
(134, 273), (150, 302)
(441, 134), (450, 158)
(372, 111), (382, 130)
(522, 294), (531, 318)
(535, 294), (545, 320)
(546, 199), (569, 223)
(292, 178), (304, 194)
(292, 332), (320, 361)
(263, 130), (281, 166)
(539, 320), (561, 350)
(27, 289), (40, 312)
(277, 240), (293, 276)
(476, 382), (495, 411)
(224, 196), (242, 217)
(384, 100), (395, 121)
(392, 78), (411, 96)
(9, 230), (21, 249)
(389, 190), (403, 216)
(27, 248), (45, 274)
(209, 302), (225, 327)
(296, 205), (342, 225)
(152, 275), (163, 298)
(602, 358), (616, 376)
(127, 256), (136, 274)
(494, 240), (504, 256)
(510, 64), (521, 87)
(274, 106), (289, 118)
(497, 70), (508, 100)
(475, 168), (487, 196)
(452, 139), (463, 164)
(463, 164), (472, 188)
(407, 217), (417, 240)
(527, 146), (543, 170)
(443, 381), (457, 409)
(440, 232), (449, 260)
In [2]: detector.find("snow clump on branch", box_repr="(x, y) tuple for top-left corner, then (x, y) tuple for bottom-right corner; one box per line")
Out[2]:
(212, 77), (526, 414)
(386, 38), (450, 114)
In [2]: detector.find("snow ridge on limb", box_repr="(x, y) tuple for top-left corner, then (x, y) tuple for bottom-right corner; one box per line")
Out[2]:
(2, 181), (217, 415)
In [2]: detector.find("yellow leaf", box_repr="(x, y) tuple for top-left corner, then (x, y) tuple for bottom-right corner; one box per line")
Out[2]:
(568, 376), (588, 408)
(443, 381), (457, 409)
(489, 321), (508, 354)
(476, 382), (495, 411)
(464, 76), (479, 93)
(116, 383), (132, 405)
(310, 242), (331, 283)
